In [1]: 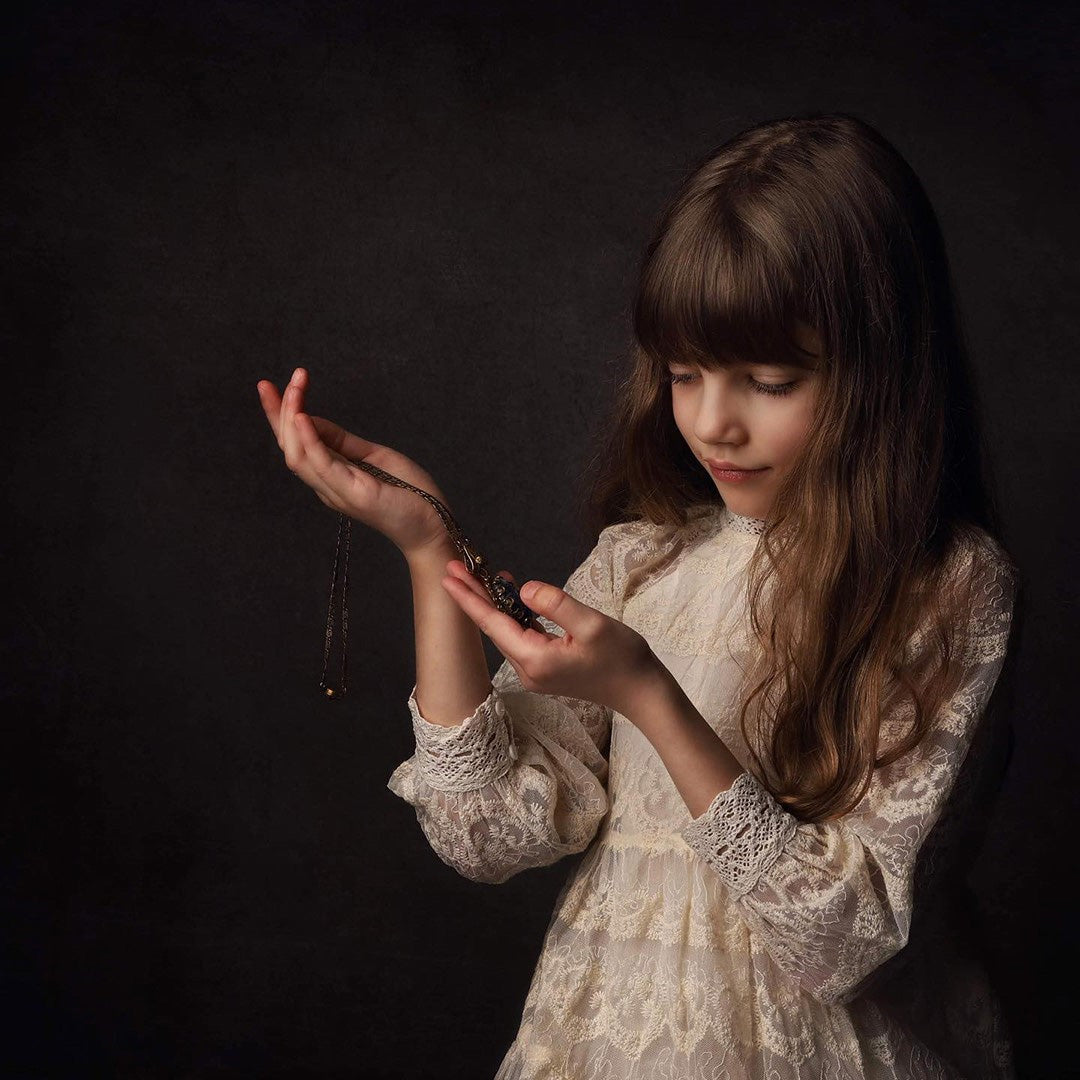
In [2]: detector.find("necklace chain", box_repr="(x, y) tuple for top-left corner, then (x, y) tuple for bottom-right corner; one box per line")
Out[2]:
(319, 460), (539, 697)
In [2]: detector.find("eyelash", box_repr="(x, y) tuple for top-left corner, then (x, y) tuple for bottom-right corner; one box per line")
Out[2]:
(667, 373), (798, 397)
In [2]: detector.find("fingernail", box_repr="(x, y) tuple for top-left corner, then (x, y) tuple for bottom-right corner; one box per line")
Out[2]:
(291, 367), (301, 383)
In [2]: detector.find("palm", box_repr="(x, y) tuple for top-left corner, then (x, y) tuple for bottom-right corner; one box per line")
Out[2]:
(258, 369), (453, 557)
(311, 415), (443, 497)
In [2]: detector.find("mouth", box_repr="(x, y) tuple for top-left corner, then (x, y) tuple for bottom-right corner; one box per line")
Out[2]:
(705, 460), (769, 481)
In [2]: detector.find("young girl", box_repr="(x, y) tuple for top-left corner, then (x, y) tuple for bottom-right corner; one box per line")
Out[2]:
(258, 112), (1019, 1078)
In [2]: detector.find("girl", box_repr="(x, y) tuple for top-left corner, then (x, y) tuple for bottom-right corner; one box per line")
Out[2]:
(258, 112), (1019, 1078)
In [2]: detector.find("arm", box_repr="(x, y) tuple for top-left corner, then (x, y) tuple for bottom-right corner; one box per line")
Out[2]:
(404, 537), (497, 730)
(626, 666), (747, 817)
(386, 524), (630, 884)
(659, 540), (1017, 1005)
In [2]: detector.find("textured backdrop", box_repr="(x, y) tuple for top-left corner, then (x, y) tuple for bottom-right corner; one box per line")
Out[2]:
(4, 1), (1076, 1076)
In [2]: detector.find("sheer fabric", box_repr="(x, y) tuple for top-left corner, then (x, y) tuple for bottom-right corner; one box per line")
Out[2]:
(387, 504), (1017, 1078)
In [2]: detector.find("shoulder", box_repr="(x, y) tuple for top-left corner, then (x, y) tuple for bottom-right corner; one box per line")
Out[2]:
(899, 526), (1018, 669)
(595, 502), (721, 551)
(930, 525), (1019, 666)
(584, 507), (722, 616)
(590, 518), (663, 590)
(596, 517), (659, 549)
(944, 526), (1019, 611)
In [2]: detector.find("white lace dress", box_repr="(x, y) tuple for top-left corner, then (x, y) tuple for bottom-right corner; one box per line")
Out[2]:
(387, 504), (1017, 1079)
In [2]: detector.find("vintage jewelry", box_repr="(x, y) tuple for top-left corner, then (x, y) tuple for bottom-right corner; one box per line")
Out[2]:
(319, 460), (540, 697)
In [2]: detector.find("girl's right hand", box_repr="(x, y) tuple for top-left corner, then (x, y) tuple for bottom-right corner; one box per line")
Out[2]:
(257, 367), (454, 559)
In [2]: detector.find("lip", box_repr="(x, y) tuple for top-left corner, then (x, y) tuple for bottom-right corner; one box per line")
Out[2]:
(705, 459), (769, 482)
(705, 459), (765, 471)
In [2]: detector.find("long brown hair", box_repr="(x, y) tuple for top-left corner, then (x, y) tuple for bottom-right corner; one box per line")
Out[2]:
(576, 112), (1017, 823)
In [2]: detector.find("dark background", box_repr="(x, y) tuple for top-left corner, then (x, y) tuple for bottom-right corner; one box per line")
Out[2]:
(4, 1), (1077, 1076)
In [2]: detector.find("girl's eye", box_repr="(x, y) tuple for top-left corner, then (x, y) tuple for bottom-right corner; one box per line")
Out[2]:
(667, 372), (798, 396)
(750, 378), (798, 396)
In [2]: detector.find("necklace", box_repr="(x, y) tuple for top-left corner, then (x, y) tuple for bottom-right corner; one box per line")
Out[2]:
(319, 460), (540, 697)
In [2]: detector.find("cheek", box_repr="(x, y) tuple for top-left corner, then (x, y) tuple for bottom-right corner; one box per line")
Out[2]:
(671, 399), (691, 438)
(773, 400), (815, 456)
(755, 400), (810, 458)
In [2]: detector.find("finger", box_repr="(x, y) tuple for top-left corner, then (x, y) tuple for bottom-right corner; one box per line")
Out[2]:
(446, 562), (490, 601)
(441, 574), (543, 659)
(446, 561), (514, 601)
(445, 563), (554, 640)
(446, 561), (536, 608)
(292, 409), (381, 508)
(281, 367), (310, 472)
(515, 580), (601, 638)
(307, 415), (383, 465)
(256, 380), (286, 449)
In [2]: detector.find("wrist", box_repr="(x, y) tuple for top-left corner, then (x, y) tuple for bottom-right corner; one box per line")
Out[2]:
(403, 537), (458, 573)
(618, 652), (677, 726)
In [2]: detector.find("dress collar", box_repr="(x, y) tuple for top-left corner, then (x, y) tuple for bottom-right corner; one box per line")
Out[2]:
(718, 505), (768, 536)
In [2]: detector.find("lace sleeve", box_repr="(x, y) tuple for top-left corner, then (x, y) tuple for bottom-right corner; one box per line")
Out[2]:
(386, 522), (634, 885)
(680, 537), (1018, 1005)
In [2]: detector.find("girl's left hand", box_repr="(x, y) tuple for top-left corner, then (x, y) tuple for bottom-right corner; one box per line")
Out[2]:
(441, 561), (662, 718)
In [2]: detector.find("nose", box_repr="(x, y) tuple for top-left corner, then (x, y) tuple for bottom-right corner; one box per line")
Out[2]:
(693, 374), (747, 447)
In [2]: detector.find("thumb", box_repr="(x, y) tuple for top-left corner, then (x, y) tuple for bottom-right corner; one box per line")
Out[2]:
(517, 580), (592, 636)
(517, 581), (591, 636)
(519, 580), (569, 612)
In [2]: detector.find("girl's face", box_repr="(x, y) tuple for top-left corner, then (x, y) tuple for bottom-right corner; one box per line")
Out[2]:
(667, 324), (823, 520)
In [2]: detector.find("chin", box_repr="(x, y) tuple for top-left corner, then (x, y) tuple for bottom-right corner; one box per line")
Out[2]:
(724, 499), (765, 518)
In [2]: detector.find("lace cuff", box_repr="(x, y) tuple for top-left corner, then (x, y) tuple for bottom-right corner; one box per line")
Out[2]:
(406, 684), (518, 793)
(680, 770), (798, 898)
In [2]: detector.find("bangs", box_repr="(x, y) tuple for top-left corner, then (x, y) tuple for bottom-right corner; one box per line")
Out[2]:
(632, 203), (822, 373)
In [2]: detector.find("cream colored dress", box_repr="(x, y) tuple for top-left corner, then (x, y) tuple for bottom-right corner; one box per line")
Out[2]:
(387, 504), (1017, 1079)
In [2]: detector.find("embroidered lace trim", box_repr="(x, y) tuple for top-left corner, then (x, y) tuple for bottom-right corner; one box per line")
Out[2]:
(721, 506), (768, 535)
(680, 770), (798, 897)
(406, 685), (516, 792)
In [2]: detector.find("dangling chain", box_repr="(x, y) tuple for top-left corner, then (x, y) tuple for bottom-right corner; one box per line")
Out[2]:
(319, 460), (540, 698)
